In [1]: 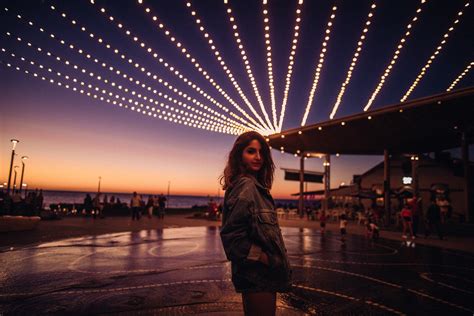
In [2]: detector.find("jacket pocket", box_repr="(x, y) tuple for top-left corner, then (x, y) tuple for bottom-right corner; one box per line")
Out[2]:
(257, 210), (278, 225)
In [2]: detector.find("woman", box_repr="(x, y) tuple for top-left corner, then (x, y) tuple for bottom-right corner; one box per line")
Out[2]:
(220, 131), (292, 316)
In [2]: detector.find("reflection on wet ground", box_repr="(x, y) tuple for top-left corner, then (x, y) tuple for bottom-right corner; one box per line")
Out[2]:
(1, 226), (474, 315)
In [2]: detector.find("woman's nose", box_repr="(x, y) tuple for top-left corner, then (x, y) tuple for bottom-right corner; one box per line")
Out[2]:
(256, 152), (261, 160)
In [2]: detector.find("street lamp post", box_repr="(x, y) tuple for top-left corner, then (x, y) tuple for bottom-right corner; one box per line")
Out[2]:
(7, 139), (19, 194)
(13, 166), (19, 192)
(98, 176), (101, 194)
(19, 156), (29, 196)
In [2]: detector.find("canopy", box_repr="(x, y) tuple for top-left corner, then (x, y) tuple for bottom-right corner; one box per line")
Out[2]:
(268, 87), (474, 155)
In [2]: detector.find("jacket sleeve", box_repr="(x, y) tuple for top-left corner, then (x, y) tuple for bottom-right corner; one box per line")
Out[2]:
(220, 197), (257, 263)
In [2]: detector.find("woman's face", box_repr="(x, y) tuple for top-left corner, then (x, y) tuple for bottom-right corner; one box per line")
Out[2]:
(242, 139), (263, 173)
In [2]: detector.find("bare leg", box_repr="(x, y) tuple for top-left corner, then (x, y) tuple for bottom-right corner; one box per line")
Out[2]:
(242, 292), (276, 316)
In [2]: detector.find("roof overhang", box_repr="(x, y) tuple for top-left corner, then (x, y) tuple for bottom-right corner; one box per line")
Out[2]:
(268, 87), (474, 156)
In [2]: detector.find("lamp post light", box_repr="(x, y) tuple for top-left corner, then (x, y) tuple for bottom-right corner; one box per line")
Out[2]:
(23, 183), (28, 197)
(19, 156), (29, 196)
(7, 139), (19, 194)
(13, 166), (19, 192)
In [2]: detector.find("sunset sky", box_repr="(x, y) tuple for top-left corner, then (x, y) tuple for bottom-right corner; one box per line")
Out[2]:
(0, 0), (472, 198)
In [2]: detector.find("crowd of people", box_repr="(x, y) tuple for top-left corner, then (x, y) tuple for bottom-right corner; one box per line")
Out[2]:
(81, 192), (168, 220)
(0, 188), (44, 216)
(274, 194), (446, 245)
(129, 192), (167, 221)
(400, 196), (445, 246)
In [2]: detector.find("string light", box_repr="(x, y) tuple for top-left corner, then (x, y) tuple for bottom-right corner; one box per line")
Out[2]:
(446, 61), (473, 91)
(46, 4), (267, 133)
(329, 2), (377, 119)
(136, 0), (275, 134)
(400, 1), (470, 102)
(6, 8), (262, 133)
(364, 0), (428, 111)
(3, 34), (244, 133)
(300, 4), (338, 126)
(223, 0), (275, 131)
(279, 0), (304, 131)
(0, 54), (238, 134)
(93, 1), (270, 133)
(262, 0), (277, 129)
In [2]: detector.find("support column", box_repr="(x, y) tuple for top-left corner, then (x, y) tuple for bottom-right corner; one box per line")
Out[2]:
(299, 154), (305, 218)
(324, 154), (331, 212)
(384, 150), (391, 226)
(462, 132), (472, 223)
(411, 156), (419, 197)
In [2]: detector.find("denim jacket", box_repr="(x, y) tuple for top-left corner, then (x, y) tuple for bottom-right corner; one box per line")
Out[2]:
(220, 175), (292, 292)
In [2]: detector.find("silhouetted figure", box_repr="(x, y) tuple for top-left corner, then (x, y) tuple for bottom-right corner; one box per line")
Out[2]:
(409, 196), (421, 237)
(92, 193), (101, 219)
(36, 189), (44, 212)
(208, 198), (218, 220)
(146, 195), (154, 219)
(425, 200), (444, 240)
(130, 192), (142, 220)
(158, 194), (166, 219)
(84, 194), (93, 216)
(401, 204), (415, 247)
(320, 210), (327, 236)
(339, 213), (348, 244)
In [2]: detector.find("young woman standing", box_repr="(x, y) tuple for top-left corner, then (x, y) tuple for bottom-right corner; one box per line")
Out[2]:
(220, 131), (292, 316)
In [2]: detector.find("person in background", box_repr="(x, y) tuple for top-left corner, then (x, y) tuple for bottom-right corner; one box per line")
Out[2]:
(319, 210), (327, 236)
(305, 206), (314, 221)
(146, 195), (154, 219)
(153, 195), (159, 216)
(109, 195), (116, 209)
(102, 194), (108, 218)
(92, 193), (101, 219)
(366, 219), (380, 241)
(425, 199), (444, 240)
(339, 212), (348, 245)
(409, 195), (421, 237)
(158, 194), (167, 219)
(208, 198), (218, 220)
(84, 194), (93, 216)
(36, 189), (44, 212)
(130, 192), (142, 220)
(401, 203), (415, 246)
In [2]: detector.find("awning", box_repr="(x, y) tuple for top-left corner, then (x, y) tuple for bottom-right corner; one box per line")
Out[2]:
(268, 87), (474, 155)
(281, 168), (324, 183)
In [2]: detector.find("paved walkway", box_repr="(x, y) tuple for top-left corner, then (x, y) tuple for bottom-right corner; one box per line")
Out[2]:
(277, 217), (474, 254)
(2, 225), (474, 315)
(2, 214), (474, 254)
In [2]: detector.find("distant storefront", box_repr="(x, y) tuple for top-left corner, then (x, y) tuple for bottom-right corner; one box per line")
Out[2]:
(354, 153), (473, 219)
(294, 152), (473, 220)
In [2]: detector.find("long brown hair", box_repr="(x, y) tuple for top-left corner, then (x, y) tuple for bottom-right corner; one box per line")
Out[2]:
(220, 131), (275, 190)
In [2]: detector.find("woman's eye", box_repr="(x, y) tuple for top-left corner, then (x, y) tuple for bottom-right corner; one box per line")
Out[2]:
(247, 149), (255, 154)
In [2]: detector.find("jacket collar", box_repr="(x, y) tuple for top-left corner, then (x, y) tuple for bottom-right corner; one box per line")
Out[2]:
(243, 174), (268, 191)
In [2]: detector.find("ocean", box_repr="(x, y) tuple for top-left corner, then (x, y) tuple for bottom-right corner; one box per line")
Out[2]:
(39, 190), (298, 209)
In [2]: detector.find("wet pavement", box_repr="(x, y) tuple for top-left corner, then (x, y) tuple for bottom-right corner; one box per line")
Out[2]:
(1, 226), (474, 315)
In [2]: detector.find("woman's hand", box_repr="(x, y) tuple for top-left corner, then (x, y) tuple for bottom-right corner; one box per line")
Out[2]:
(259, 251), (270, 266)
